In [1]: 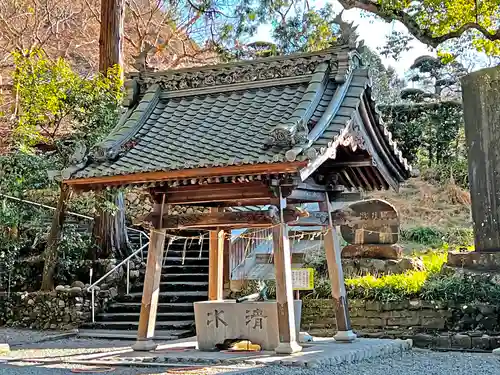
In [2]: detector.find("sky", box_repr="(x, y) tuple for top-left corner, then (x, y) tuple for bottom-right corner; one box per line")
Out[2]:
(252, 0), (435, 77)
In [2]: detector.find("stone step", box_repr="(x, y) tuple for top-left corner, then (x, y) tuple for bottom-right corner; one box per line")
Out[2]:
(144, 250), (209, 258)
(87, 320), (194, 331)
(143, 265), (209, 275)
(77, 329), (187, 341)
(106, 302), (195, 314)
(129, 281), (208, 293)
(97, 312), (194, 322)
(161, 257), (209, 266)
(117, 291), (208, 303)
(160, 273), (209, 282)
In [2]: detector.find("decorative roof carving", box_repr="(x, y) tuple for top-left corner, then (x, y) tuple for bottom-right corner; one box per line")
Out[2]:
(131, 42), (158, 73)
(333, 12), (361, 49)
(132, 50), (339, 93)
(266, 63), (330, 148)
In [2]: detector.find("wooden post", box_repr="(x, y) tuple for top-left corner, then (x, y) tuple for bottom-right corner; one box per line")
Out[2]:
(320, 195), (356, 342)
(273, 187), (302, 354)
(132, 227), (167, 351)
(222, 231), (231, 297)
(208, 223), (224, 301)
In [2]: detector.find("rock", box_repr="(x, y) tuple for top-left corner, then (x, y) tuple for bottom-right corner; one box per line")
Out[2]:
(100, 283), (109, 291)
(109, 287), (118, 299)
(371, 259), (387, 272)
(399, 257), (425, 272)
(477, 304), (496, 316)
(452, 334), (472, 349)
(68, 287), (82, 295)
(130, 270), (140, 279)
(27, 299), (35, 305)
(342, 244), (403, 259)
(50, 324), (57, 330)
(71, 281), (85, 289)
(58, 300), (65, 308)
(55, 285), (65, 291)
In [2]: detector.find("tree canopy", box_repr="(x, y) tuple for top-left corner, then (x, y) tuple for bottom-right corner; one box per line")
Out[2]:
(337, 0), (500, 56)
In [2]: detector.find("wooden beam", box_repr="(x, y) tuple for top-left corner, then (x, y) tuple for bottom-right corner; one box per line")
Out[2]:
(352, 167), (373, 191)
(288, 211), (330, 226)
(144, 209), (304, 230)
(208, 217), (224, 300)
(132, 227), (167, 351)
(329, 160), (374, 168)
(287, 188), (326, 202)
(155, 182), (274, 205)
(64, 161), (306, 188)
(273, 187), (302, 354)
(319, 195), (356, 342)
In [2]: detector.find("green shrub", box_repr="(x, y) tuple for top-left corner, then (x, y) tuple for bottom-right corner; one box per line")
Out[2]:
(307, 249), (451, 302)
(401, 226), (473, 247)
(420, 273), (500, 303)
(401, 226), (445, 246)
(345, 271), (428, 301)
(421, 251), (447, 274)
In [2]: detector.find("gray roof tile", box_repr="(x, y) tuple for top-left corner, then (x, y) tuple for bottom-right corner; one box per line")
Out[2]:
(73, 47), (410, 183)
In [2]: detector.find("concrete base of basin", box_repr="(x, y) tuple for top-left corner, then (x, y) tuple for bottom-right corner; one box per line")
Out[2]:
(194, 300), (302, 351)
(111, 336), (414, 368)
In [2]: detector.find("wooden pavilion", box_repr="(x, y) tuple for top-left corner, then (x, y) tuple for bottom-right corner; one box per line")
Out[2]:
(64, 43), (411, 354)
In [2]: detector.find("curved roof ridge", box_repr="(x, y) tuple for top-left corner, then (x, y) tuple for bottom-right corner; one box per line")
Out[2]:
(266, 62), (330, 148)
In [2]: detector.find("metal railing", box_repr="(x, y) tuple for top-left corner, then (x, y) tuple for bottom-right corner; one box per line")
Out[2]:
(230, 227), (273, 280)
(0, 193), (150, 246)
(0, 193), (151, 321)
(86, 242), (149, 323)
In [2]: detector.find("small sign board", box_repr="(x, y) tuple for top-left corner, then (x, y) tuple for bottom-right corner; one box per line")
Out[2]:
(340, 199), (400, 245)
(292, 268), (314, 290)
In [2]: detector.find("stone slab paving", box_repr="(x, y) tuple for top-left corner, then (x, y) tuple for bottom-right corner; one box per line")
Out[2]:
(102, 337), (413, 368)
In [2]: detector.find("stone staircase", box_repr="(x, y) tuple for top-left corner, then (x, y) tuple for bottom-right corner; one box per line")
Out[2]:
(79, 231), (209, 340)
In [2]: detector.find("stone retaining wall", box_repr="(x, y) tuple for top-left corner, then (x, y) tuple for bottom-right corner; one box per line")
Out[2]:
(0, 287), (112, 330)
(302, 299), (500, 350)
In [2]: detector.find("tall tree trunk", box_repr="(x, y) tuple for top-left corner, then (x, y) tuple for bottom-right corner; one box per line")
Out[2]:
(41, 184), (72, 291)
(92, 191), (129, 259)
(99, 0), (125, 78)
(93, 0), (128, 259)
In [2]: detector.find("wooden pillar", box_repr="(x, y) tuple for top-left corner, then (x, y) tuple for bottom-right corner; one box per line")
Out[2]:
(208, 226), (224, 301)
(132, 227), (167, 351)
(273, 187), (302, 354)
(462, 66), (500, 252)
(222, 231), (231, 297)
(320, 195), (356, 342)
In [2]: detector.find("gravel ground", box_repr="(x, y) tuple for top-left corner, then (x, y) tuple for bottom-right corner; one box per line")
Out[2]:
(0, 328), (72, 345)
(243, 350), (500, 375)
(1, 351), (500, 375)
(1, 332), (500, 375)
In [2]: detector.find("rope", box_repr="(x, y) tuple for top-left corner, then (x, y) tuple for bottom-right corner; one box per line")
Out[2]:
(148, 226), (400, 240)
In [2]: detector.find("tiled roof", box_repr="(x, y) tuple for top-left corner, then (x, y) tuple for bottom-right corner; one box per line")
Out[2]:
(70, 45), (411, 189)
